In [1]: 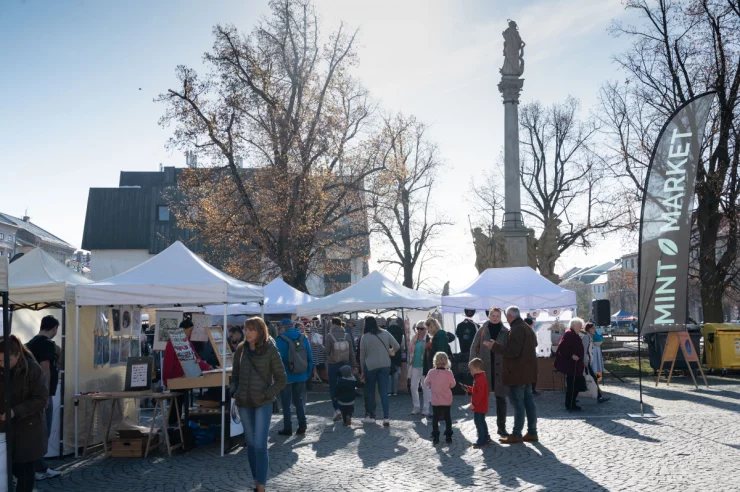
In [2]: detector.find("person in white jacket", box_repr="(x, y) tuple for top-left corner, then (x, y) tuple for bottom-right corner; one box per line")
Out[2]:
(407, 321), (432, 417)
(581, 322), (610, 403)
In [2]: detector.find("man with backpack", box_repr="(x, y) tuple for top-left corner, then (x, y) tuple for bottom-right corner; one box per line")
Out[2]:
(275, 318), (313, 435)
(325, 317), (357, 422)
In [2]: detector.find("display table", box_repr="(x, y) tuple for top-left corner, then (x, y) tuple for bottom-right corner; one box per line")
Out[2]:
(77, 391), (183, 457)
(536, 358), (564, 390)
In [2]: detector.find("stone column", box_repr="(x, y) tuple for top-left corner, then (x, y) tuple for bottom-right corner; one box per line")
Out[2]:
(498, 75), (529, 267)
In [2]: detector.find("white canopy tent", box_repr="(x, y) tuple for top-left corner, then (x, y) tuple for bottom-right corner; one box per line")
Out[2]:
(8, 248), (92, 457)
(204, 277), (316, 317)
(296, 270), (441, 317)
(1, 256), (9, 491)
(75, 241), (264, 457)
(441, 267), (577, 313)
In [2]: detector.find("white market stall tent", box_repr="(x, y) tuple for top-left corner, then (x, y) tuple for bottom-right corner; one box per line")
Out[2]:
(441, 267), (576, 313)
(75, 241), (264, 457)
(296, 270), (441, 317)
(7, 248), (93, 457)
(204, 277), (316, 317)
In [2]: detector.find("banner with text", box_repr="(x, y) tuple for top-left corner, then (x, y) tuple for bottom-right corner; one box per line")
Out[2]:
(638, 92), (715, 335)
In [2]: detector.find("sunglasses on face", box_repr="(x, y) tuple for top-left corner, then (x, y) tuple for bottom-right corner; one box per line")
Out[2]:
(417, 328), (426, 331)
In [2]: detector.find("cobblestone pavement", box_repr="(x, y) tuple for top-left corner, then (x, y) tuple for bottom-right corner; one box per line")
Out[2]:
(37, 376), (740, 491)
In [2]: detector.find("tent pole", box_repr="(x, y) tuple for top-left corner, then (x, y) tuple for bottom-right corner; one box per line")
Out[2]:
(60, 301), (67, 457)
(74, 304), (80, 457)
(221, 303), (227, 457)
(3, 290), (13, 492)
(260, 301), (264, 320)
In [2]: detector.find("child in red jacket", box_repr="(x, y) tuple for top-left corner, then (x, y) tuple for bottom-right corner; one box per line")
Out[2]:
(464, 358), (493, 448)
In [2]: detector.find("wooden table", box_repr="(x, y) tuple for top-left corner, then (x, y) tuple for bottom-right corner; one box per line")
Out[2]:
(77, 391), (183, 457)
(165, 369), (231, 390)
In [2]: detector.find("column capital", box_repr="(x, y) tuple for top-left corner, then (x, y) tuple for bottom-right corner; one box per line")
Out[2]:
(498, 76), (524, 104)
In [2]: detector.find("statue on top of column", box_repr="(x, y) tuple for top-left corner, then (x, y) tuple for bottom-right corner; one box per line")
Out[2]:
(501, 20), (525, 76)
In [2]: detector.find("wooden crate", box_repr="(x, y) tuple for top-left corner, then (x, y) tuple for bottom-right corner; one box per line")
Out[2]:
(111, 435), (159, 458)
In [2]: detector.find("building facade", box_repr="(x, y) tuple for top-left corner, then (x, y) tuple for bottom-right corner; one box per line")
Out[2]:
(0, 212), (75, 263)
(81, 165), (369, 295)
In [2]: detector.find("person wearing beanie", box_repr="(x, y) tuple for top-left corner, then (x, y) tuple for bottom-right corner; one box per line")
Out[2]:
(334, 365), (359, 426)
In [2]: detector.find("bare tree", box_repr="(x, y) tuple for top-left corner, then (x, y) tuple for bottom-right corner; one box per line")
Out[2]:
(518, 97), (628, 271)
(560, 280), (594, 316)
(469, 168), (505, 238)
(369, 113), (450, 289)
(157, 0), (380, 291)
(602, 0), (740, 322)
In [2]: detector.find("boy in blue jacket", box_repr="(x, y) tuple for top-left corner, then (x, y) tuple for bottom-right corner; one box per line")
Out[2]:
(275, 318), (313, 435)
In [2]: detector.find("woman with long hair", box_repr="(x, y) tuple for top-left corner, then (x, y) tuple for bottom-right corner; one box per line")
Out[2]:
(359, 316), (400, 426)
(407, 320), (431, 416)
(0, 335), (50, 492)
(232, 317), (287, 492)
(554, 317), (586, 411)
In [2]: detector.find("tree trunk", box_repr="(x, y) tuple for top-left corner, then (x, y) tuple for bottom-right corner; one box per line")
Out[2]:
(403, 263), (414, 289)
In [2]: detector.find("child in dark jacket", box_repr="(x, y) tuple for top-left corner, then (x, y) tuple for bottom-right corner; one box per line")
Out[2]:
(464, 358), (493, 448)
(335, 365), (358, 426)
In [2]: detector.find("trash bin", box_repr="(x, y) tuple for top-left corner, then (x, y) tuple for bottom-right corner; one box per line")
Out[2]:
(702, 323), (740, 371)
(647, 327), (703, 371)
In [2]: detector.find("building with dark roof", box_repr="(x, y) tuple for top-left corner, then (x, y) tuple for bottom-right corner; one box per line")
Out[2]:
(81, 165), (369, 295)
(0, 212), (75, 263)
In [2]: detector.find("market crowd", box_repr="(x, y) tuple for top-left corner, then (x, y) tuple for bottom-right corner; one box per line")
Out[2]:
(0, 308), (608, 492)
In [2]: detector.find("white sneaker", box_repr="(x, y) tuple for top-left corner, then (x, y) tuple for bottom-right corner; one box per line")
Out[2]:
(333, 410), (342, 421)
(410, 408), (420, 415)
(35, 472), (47, 481)
(44, 469), (62, 478)
(383, 419), (390, 427)
(361, 416), (376, 424)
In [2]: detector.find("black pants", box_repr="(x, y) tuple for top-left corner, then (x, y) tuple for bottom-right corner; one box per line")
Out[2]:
(169, 393), (185, 426)
(565, 375), (579, 409)
(340, 404), (354, 420)
(13, 461), (35, 492)
(432, 405), (452, 437)
(495, 396), (507, 432)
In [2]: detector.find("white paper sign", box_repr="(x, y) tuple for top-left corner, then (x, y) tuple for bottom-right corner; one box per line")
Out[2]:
(130, 363), (149, 388)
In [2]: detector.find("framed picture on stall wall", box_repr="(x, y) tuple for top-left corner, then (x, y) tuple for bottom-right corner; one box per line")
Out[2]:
(207, 326), (233, 368)
(154, 311), (183, 351)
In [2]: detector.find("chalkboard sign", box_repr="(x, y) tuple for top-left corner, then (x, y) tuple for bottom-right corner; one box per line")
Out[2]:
(125, 357), (154, 392)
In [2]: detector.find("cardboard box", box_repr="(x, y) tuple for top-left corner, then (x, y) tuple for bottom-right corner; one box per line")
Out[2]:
(111, 435), (159, 458)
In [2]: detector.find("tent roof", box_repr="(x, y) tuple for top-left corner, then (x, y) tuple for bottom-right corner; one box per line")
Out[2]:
(296, 271), (440, 317)
(0, 256), (7, 292)
(9, 248), (91, 306)
(441, 267), (577, 313)
(611, 309), (634, 318)
(75, 241), (263, 307)
(205, 277), (316, 316)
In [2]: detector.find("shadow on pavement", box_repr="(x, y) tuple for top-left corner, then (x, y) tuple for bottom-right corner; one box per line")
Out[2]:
(483, 442), (609, 491)
(356, 425), (408, 469)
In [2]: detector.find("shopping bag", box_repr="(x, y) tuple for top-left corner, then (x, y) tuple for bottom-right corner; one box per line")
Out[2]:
(582, 373), (598, 399)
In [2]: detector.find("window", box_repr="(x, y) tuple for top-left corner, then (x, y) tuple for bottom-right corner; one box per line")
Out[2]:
(0, 233), (4, 240)
(157, 206), (170, 221)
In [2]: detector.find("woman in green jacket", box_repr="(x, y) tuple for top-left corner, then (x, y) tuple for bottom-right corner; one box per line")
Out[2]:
(232, 317), (287, 492)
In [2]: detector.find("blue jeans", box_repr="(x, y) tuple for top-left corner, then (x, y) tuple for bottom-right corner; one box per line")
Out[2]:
(508, 384), (537, 438)
(328, 363), (345, 411)
(280, 382), (306, 430)
(238, 403), (273, 486)
(473, 412), (490, 445)
(365, 366), (390, 419)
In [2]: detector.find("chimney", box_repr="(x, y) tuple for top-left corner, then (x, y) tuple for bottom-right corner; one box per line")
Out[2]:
(22, 215), (30, 222)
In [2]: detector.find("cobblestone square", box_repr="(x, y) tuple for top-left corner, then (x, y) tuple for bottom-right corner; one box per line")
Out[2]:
(36, 376), (740, 492)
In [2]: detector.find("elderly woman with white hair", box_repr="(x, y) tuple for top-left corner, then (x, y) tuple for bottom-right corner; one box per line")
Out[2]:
(554, 317), (586, 411)
(407, 320), (432, 416)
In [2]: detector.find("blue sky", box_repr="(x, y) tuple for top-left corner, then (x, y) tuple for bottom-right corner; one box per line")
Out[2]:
(0, 0), (634, 291)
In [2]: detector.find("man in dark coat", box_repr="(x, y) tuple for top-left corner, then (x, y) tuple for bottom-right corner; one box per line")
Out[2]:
(487, 306), (538, 444)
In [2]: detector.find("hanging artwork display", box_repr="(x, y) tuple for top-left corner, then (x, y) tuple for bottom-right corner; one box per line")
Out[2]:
(190, 313), (210, 343)
(120, 337), (131, 363)
(130, 337), (141, 358)
(94, 335), (104, 367)
(96, 307), (109, 335)
(131, 308), (142, 337)
(167, 327), (203, 378)
(111, 307), (121, 333)
(121, 305), (134, 336)
(154, 311), (183, 351)
(110, 337), (121, 365)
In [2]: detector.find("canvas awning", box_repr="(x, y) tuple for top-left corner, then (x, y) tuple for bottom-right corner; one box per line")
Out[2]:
(9, 248), (91, 307)
(75, 241), (263, 307)
(441, 267), (576, 313)
(296, 270), (440, 317)
(204, 277), (315, 316)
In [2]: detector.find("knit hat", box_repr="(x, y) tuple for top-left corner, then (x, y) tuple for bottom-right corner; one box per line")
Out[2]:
(280, 318), (294, 328)
(339, 365), (353, 378)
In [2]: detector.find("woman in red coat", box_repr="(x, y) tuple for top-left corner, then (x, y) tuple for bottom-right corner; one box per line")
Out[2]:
(554, 318), (585, 411)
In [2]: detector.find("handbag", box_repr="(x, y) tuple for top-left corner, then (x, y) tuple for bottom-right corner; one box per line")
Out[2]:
(582, 372), (598, 399)
(574, 360), (587, 392)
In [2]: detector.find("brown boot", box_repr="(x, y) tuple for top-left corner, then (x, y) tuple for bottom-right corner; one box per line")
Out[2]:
(522, 434), (539, 442)
(499, 435), (523, 444)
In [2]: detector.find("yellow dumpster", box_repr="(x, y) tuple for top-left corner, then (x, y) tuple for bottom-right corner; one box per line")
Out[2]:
(702, 323), (740, 372)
